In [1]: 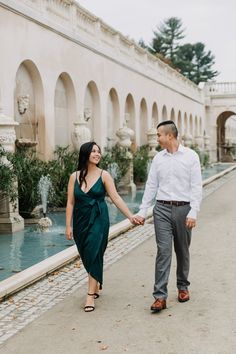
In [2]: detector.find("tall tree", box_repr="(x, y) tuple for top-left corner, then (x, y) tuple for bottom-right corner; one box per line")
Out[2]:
(175, 42), (218, 84)
(150, 17), (185, 63)
(148, 17), (218, 84)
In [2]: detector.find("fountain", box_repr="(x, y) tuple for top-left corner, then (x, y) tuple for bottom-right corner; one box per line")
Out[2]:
(37, 175), (53, 229)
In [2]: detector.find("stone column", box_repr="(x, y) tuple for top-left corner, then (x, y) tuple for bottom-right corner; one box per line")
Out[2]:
(116, 114), (136, 195)
(0, 105), (24, 234)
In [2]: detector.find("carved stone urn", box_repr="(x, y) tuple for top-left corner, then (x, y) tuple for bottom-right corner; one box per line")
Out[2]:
(147, 125), (157, 158)
(72, 113), (92, 151)
(182, 132), (193, 147)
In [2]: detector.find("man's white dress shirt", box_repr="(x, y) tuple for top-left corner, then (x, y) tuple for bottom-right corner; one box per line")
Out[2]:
(138, 144), (202, 220)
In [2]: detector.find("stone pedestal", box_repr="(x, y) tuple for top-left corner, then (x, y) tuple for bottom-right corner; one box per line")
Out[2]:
(0, 106), (24, 234)
(0, 194), (24, 233)
(194, 135), (204, 150)
(118, 151), (136, 195)
(116, 114), (136, 195)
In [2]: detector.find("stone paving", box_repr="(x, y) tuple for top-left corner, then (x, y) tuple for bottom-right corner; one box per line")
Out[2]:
(0, 168), (236, 345)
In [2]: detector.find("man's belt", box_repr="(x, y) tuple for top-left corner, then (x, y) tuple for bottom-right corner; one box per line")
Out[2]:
(157, 200), (190, 207)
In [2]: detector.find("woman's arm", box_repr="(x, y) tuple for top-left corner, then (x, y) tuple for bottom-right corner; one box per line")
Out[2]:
(103, 171), (140, 224)
(65, 172), (76, 240)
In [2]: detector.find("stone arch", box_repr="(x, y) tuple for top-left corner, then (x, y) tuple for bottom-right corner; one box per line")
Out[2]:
(162, 105), (167, 121)
(151, 102), (158, 127)
(107, 88), (120, 147)
(189, 114), (193, 137)
(184, 112), (188, 134)
(194, 115), (198, 136)
(170, 108), (175, 122)
(177, 111), (182, 138)
(54, 72), (76, 148)
(14, 59), (45, 157)
(199, 117), (203, 135)
(217, 111), (236, 161)
(139, 98), (148, 145)
(84, 80), (101, 143)
(125, 93), (136, 143)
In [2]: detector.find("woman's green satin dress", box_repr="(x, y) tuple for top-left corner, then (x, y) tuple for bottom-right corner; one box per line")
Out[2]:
(73, 174), (110, 287)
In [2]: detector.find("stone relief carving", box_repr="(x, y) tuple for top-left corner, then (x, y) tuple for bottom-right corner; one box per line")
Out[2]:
(0, 132), (16, 145)
(17, 94), (29, 115)
(84, 107), (92, 122)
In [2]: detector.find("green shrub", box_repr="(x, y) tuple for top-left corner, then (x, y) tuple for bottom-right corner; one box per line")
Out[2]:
(100, 144), (130, 183)
(5, 145), (78, 216)
(46, 146), (78, 207)
(133, 145), (149, 183)
(8, 147), (48, 217)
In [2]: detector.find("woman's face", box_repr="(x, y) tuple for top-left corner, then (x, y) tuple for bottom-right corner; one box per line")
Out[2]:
(89, 145), (101, 165)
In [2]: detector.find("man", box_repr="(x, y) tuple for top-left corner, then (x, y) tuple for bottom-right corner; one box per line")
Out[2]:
(136, 120), (202, 312)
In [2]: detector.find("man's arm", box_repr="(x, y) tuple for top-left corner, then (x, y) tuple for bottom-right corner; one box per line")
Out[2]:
(186, 154), (202, 227)
(137, 157), (159, 221)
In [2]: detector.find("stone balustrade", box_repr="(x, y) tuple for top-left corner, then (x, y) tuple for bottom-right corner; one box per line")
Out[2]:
(1, 0), (202, 102)
(205, 82), (236, 95)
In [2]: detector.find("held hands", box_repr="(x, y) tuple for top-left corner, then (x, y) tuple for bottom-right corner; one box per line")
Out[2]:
(130, 214), (145, 226)
(186, 217), (196, 229)
(65, 226), (73, 240)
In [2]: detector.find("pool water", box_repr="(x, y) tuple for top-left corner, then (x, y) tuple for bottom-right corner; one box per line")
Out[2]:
(0, 163), (235, 281)
(0, 190), (144, 281)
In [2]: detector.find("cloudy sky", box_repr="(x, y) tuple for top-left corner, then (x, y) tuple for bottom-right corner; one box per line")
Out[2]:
(77, 0), (236, 82)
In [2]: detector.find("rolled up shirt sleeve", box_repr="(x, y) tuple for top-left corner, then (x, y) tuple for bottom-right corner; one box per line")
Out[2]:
(138, 157), (159, 219)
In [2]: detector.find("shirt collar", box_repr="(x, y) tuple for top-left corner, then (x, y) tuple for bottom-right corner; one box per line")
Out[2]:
(163, 143), (185, 155)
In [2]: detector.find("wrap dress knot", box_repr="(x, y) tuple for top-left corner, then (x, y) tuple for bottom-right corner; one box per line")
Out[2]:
(73, 175), (110, 287)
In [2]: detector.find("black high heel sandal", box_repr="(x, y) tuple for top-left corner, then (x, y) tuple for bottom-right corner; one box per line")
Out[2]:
(94, 283), (102, 299)
(84, 294), (95, 312)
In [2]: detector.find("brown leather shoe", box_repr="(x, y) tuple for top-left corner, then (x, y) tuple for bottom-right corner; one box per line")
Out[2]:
(178, 290), (190, 302)
(150, 298), (166, 312)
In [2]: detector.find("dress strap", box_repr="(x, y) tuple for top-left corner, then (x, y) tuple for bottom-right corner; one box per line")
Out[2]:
(100, 169), (103, 176)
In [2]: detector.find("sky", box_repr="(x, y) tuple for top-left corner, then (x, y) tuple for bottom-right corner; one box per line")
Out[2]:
(77, 0), (236, 82)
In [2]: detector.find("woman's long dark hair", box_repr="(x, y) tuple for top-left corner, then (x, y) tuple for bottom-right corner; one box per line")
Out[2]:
(77, 141), (101, 187)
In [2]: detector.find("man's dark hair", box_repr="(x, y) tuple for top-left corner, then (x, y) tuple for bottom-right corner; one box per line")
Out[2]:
(157, 120), (178, 138)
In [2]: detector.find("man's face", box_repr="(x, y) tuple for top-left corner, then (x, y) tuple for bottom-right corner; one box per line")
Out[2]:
(156, 126), (170, 148)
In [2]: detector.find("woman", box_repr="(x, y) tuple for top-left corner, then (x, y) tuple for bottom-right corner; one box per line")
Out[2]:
(66, 141), (140, 312)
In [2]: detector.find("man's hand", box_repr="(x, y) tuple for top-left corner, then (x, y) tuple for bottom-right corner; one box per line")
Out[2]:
(186, 218), (196, 229)
(131, 215), (145, 225)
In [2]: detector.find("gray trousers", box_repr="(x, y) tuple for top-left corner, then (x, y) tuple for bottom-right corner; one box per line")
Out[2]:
(153, 201), (192, 299)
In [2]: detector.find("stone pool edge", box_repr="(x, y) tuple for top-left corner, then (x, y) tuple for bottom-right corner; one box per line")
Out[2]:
(1, 163), (236, 301)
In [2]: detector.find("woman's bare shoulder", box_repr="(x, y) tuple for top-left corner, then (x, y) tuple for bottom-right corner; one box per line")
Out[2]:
(70, 171), (78, 181)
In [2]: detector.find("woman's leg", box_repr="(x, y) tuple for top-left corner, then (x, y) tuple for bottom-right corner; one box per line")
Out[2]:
(84, 274), (98, 310)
